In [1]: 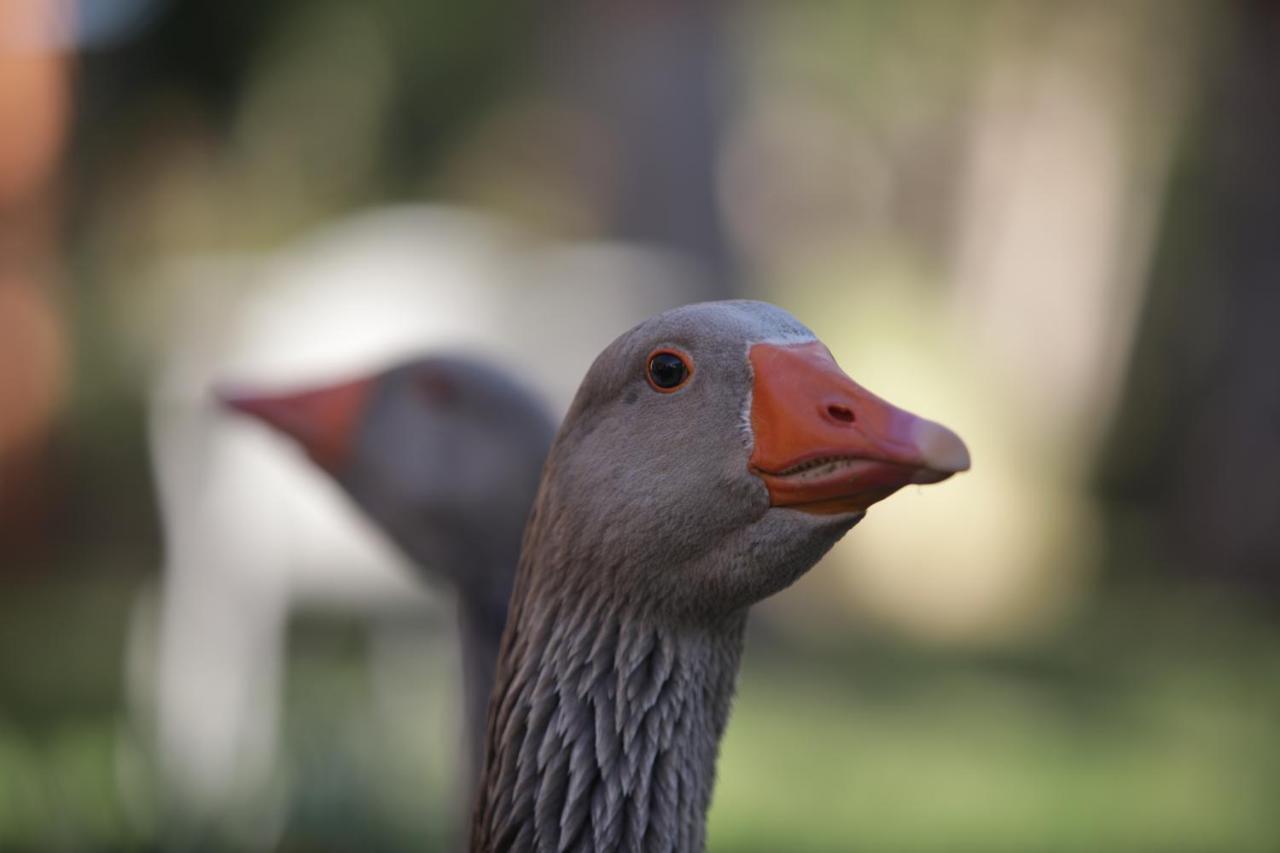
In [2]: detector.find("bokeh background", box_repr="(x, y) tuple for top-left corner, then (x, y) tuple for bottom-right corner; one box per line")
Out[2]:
(4, 0), (1280, 850)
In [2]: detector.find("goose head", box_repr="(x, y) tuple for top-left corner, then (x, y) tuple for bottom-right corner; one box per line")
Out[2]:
(532, 299), (970, 618)
(221, 356), (555, 614)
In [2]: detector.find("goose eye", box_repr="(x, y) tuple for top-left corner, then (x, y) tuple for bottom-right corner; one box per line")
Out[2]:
(647, 351), (690, 392)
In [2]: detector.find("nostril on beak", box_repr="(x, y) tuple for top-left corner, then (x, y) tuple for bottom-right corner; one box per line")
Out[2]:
(826, 404), (855, 424)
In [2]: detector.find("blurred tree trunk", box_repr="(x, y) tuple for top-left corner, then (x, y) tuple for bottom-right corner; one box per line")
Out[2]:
(543, 0), (738, 298)
(1098, 1), (1280, 590)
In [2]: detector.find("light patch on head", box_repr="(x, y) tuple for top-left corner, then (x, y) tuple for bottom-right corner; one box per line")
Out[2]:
(754, 331), (819, 348)
(723, 299), (818, 348)
(749, 307), (819, 347)
(739, 369), (755, 450)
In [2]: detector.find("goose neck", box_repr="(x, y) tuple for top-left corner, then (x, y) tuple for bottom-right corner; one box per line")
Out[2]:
(473, 590), (747, 852)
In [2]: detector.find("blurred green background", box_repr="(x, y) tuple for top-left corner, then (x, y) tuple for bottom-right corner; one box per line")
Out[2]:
(3, 0), (1280, 850)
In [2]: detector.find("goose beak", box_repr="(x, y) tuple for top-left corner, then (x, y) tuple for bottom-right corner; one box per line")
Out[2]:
(748, 341), (969, 515)
(218, 375), (375, 476)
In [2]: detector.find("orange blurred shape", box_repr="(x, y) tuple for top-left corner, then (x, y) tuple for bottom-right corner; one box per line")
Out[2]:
(0, 275), (66, 567)
(0, 0), (69, 205)
(0, 276), (66, 455)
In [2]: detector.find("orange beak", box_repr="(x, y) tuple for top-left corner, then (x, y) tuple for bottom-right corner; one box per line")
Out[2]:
(749, 342), (969, 515)
(218, 375), (376, 476)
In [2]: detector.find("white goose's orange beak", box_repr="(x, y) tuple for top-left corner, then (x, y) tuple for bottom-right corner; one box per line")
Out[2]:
(219, 375), (375, 476)
(749, 342), (969, 515)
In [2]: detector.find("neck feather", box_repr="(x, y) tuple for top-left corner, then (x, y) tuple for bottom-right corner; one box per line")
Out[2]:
(472, 578), (746, 852)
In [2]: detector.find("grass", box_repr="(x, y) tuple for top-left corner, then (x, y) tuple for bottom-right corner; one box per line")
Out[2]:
(711, 658), (1280, 851)
(1, 578), (1278, 851)
(709, 595), (1280, 852)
